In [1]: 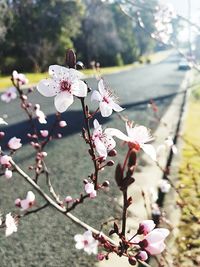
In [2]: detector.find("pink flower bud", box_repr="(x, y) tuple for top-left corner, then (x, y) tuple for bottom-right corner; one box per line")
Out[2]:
(97, 253), (105, 261)
(5, 169), (12, 179)
(40, 130), (49, 138)
(0, 131), (5, 139)
(57, 133), (62, 138)
(137, 220), (155, 235)
(41, 151), (48, 157)
(65, 196), (73, 203)
(59, 120), (67, 127)
(136, 250), (148, 261)
(15, 198), (21, 207)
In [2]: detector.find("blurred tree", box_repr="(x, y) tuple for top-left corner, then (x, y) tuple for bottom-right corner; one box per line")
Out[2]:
(74, 0), (122, 67)
(1, 0), (84, 73)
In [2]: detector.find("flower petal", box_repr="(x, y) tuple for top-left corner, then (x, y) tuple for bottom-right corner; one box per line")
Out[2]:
(98, 79), (107, 96)
(99, 102), (112, 117)
(71, 80), (87, 97)
(91, 90), (102, 102)
(110, 101), (124, 112)
(146, 242), (166, 255)
(94, 138), (107, 158)
(69, 68), (84, 80)
(37, 79), (59, 97)
(141, 144), (157, 161)
(49, 65), (70, 80)
(54, 91), (74, 113)
(105, 128), (130, 142)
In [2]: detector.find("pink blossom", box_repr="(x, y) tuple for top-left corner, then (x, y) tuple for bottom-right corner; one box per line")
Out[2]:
(12, 70), (29, 85)
(37, 65), (87, 113)
(137, 220), (156, 235)
(0, 155), (12, 167)
(85, 183), (97, 199)
(8, 137), (22, 150)
(74, 230), (98, 255)
(35, 104), (47, 124)
(40, 130), (49, 137)
(5, 169), (12, 179)
(91, 79), (124, 117)
(136, 250), (148, 261)
(1, 87), (17, 103)
(139, 228), (170, 255)
(5, 213), (18, 237)
(59, 120), (67, 127)
(19, 191), (36, 211)
(125, 122), (157, 161)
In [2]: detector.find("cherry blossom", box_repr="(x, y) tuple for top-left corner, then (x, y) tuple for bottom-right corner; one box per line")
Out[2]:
(12, 70), (29, 85)
(34, 104), (47, 124)
(5, 213), (18, 237)
(125, 121), (157, 161)
(74, 230), (98, 255)
(157, 136), (177, 156)
(0, 117), (7, 125)
(92, 119), (128, 159)
(37, 65), (87, 113)
(84, 183), (97, 199)
(139, 228), (170, 255)
(1, 87), (17, 103)
(91, 79), (124, 117)
(137, 220), (156, 235)
(8, 137), (22, 150)
(16, 191), (36, 211)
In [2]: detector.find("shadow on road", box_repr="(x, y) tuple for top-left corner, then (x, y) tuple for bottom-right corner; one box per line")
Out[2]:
(0, 89), (186, 150)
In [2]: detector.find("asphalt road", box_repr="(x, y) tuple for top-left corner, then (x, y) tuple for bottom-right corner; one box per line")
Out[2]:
(0, 52), (186, 146)
(0, 52), (187, 267)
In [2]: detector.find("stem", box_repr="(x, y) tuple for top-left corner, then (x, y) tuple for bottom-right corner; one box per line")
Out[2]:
(10, 158), (117, 246)
(80, 98), (99, 189)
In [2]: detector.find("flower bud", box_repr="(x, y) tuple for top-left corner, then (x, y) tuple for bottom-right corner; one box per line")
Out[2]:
(107, 160), (115, 166)
(59, 120), (67, 127)
(65, 196), (73, 203)
(102, 181), (110, 187)
(0, 131), (5, 139)
(128, 257), (137, 265)
(108, 149), (117, 157)
(5, 169), (12, 179)
(136, 251), (148, 261)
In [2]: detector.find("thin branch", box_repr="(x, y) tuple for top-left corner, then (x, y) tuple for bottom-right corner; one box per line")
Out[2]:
(10, 158), (117, 246)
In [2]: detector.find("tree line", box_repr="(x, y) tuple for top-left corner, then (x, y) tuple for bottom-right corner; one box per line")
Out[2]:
(0, 0), (159, 74)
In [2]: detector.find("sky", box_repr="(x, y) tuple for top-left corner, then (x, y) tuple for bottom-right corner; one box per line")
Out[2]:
(167, 0), (200, 19)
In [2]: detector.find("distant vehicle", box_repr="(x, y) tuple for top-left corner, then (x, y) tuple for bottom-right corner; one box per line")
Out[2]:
(178, 59), (191, 70)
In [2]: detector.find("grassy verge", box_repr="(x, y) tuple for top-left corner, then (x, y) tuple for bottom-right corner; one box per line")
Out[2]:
(175, 81), (200, 266)
(0, 50), (171, 91)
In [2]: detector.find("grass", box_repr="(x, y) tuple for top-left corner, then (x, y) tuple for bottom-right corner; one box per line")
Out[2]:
(0, 50), (172, 91)
(175, 81), (200, 266)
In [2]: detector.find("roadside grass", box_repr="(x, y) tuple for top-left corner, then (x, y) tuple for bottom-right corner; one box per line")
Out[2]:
(0, 50), (172, 91)
(175, 82), (200, 266)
